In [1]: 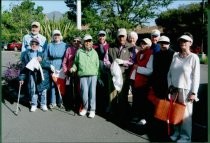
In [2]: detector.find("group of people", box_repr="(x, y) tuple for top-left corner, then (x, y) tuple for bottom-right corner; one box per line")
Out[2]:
(18, 21), (200, 142)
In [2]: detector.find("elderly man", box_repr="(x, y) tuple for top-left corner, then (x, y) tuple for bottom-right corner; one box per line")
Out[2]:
(150, 29), (161, 54)
(108, 28), (133, 122)
(21, 21), (47, 52)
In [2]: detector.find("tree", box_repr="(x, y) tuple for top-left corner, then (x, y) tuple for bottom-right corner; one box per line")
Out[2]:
(1, 0), (45, 43)
(65, 0), (173, 38)
(155, 3), (208, 54)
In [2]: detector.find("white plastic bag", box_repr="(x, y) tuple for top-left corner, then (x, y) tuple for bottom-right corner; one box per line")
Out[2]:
(110, 61), (123, 91)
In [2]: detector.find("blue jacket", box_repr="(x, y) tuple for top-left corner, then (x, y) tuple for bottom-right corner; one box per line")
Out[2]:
(19, 49), (51, 93)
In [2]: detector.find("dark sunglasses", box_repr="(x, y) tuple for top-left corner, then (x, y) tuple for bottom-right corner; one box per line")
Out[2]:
(159, 42), (170, 45)
(99, 34), (105, 37)
(85, 39), (92, 42)
(30, 42), (39, 46)
(74, 40), (81, 42)
(54, 34), (60, 36)
(179, 39), (189, 43)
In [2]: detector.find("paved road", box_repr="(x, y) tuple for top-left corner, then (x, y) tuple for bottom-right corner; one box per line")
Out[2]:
(1, 51), (208, 142)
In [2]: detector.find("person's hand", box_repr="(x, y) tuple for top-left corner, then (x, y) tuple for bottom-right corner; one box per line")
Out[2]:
(37, 56), (42, 62)
(188, 93), (196, 103)
(50, 65), (55, 73)
(19, 80), (24, 85)
(115, 58), (124, 64)
(69, 67), (76, 73)
(97, 78), (104, 87)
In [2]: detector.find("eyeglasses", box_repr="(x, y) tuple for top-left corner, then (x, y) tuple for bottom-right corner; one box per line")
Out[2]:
(99, 34), (105, 37)
(159, 42), (170, 45)
(54, 34), (60, 36)
(74, 40), (81, 43)
(85, 39), (92, 42)
(31, 43), (38, 46)
(179, 39), (189, 43)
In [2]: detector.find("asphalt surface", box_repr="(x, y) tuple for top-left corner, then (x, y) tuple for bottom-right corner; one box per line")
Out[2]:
(1, 51), (208, 142)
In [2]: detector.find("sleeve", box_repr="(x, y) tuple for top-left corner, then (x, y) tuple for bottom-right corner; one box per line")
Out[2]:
(72, 50), (78, 71)
(191, 55), (200, 95)
(19, 53), (27, 81)
(136, 55), (153, 76)
(62, 48), (69, 73)
(21, 36), (26, 52)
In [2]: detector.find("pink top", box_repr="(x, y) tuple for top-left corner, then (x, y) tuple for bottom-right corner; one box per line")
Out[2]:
(62, 46), (78, 74)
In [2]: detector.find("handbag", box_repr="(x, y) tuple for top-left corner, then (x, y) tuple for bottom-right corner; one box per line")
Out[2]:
(154, 93), (186, 125)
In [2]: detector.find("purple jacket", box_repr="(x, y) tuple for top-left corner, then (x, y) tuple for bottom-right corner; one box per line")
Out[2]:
(62, 46), (78, 74)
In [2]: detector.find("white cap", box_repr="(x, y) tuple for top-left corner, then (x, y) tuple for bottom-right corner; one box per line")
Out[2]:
(31, 21), (40, 27)
(151, 29), (160, 37)
(52, 30), (61, 35)
(178, 35), (193, 43)
(158, 36), (170, 43)
(83, 34), (92, 41)
(98, 30), (106, 35)
(142, 38), (152, 47)
(117, 28), (127, 37)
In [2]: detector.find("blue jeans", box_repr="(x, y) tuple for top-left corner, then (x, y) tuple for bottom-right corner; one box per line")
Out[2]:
(30, 75), (47, 106)
(50, 81), (62, 105)
(80, 76), (97, 111)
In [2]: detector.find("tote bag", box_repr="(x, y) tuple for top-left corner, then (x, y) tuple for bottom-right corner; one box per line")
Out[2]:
(154, 93), (186, 125)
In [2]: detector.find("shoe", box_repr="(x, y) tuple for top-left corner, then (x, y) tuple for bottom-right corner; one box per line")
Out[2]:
(41, 105), (48, 111)
(130, 117), (140, 123)
(88, 111), (95, 118)
(79, 109), (87, 116)
(30, 106), (37, 112)
(58, 103), (65, 109)
(137, 119), (147, 125)
(49, 104), (56, 109)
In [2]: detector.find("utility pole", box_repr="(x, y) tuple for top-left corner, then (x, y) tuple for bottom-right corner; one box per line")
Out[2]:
(76, 0), (81, 30)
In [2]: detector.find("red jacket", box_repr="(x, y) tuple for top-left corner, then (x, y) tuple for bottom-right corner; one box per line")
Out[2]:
(130, 48), (153, 88)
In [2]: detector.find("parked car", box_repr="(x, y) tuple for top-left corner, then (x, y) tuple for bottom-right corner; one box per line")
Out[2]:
(7, 41), (22, 51)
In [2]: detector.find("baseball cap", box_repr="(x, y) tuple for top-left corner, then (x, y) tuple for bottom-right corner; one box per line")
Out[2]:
(31, 21), (40, 27)
(158, 36), (170, 43)
(74, 36), (82, 42)
(52, 30), (61, 36)
(98, 30), (106, 36)
(151, 29), (160, 37)
(141, 38), (152, 47)
(117, 28), (127, 37)
(30, 38), (40, 44)
(83, 34), (92, 41)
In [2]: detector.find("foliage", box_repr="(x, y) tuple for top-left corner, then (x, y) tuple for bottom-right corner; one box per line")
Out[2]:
(155, 3), (208, 54)
(65, 0), (173, 38)
(40, 16), (77, 43)
(1, 0), (45, 43)
(3, 61), (22, 82)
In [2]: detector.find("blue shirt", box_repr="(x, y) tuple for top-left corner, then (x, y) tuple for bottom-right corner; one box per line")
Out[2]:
(151, 43), (160, 54)
(45, 41), (67, 70)
(21, 33), (47, 52)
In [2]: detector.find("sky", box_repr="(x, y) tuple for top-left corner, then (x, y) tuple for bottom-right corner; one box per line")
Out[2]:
(2, 0), (202, 26)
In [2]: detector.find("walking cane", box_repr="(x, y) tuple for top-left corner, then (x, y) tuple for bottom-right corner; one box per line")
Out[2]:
(57, 84), (64, 109)
(71, 73), (76, 115)
(14, 83), (22, 115)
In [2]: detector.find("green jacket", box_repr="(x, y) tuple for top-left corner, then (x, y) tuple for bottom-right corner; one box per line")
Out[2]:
(72, 47), (99, 77)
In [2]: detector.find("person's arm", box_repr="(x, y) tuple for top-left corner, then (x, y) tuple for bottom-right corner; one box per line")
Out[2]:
(136, 55), (153, 76)
(21, 36), (27, 52)
(62, 48), (69, 73)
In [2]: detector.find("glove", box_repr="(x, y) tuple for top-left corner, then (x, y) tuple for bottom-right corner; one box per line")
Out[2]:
(50, 65), (55, 73)
(70, 67), (76, 73)
(115, 58), (124, 65)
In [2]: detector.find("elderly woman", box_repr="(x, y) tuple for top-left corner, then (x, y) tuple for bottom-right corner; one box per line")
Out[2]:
(45, 30), (67, 109)
(127, 31), (139, 63)
(168, 33), (200, 142)
(70, 34), (99, 118)
(62, 36), (82, 111)
(130, 38), (153, 126)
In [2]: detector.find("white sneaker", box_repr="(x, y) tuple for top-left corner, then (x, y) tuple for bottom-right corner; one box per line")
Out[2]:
(79, 109), (87, 116)
(41, 105), (48, 111)
(30, 106), (37, 112)
(88, 111), (95, 118)
(138, 119), (147, 125)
